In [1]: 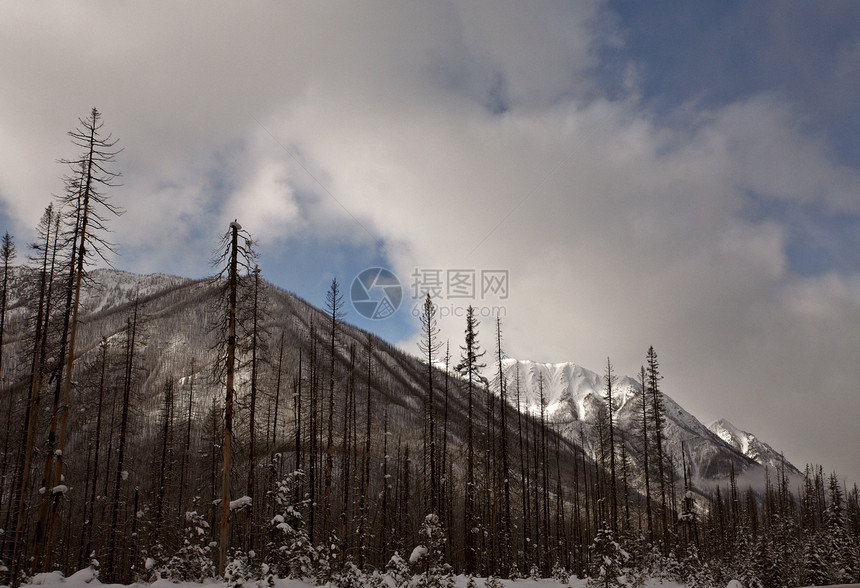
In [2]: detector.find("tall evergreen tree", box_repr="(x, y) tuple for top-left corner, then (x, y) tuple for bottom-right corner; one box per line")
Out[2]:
(638, 365), (653, 543)
(538, 372), (550, 574)
(455, 306), (486, 575)
(323, 277), (345, 559)
(358, 337), (374, 569)
(824, 472), (850, 583)
(514, 364), (531, 574)
(604, 357), (618, 533)
(494, 317), (512, 574)
(418, 293), (442, 514)
(646, 346), (669, 551)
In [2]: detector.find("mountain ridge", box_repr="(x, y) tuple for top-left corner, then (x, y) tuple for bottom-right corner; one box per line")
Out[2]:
(498, 358), (798, 485)
(708, 417), (801, 475)
(3, 266), (798, 496)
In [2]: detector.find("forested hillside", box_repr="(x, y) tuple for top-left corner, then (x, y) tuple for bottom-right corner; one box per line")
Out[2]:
(1, 262), (858, 588)
(1, 109), (859, 588)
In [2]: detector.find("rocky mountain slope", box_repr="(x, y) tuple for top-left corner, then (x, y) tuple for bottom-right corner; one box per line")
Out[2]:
(3, 267), (798, 500)
(501, 359), (800, 487)
(708, 418), (801, 475)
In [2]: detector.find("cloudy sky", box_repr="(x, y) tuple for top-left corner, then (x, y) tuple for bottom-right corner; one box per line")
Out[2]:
(2, 1), (860, 481)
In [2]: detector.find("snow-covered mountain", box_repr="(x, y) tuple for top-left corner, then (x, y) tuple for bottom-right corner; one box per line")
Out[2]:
(708, 418), (801, 475)
(79, 268), (193, 314)
(501, 359), (799, 485)
(4, 267), (798, 500)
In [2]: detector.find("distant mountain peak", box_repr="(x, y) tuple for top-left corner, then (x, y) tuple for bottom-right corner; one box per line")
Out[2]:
(708, 418), (800, 475)
(502, 358), (800, 484)
(44, 267), (800, 491)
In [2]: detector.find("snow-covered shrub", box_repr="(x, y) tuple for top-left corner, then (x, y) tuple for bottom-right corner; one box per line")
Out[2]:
(588, 525), (629, 588)
(616, 529), (646, 584)
(640, 543), (676, 582)
(409, 513), (453, 588)
(367, 568), (393, 588)
(314, 543), (333, 584)
(678, 545), (715, 588)
(752, 536), (782, 588)
(727, 525), (762, 588)
(154, 509), (216, 582)
(332, 558), (365, 588)
(658, 550), (683, 582)
(224, 550), (261, 588)
(485, 575), (503, 588)
(264, 470), (316, 580)
(803, 533), (830, 588)
(383, 551), (411, 588)
(552, 560), (570, 584)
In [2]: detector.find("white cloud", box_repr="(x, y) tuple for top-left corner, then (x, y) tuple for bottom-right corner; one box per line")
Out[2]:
(2, 1), (860, 480)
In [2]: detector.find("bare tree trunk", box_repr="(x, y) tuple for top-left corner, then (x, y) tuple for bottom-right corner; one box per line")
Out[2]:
(639, 366), (653, 543)
(457, 306), (484, 575)
(0, 233), (16, 527)
(82, 338), (109, 565)
(580, 428), (591, 569)
(106, 303), (138, 582)
(417, 295), (439, 514)
(401, 443), (411, 550)
(441, 344), (451, 562)
(647, 347), (669, 551)
(128, 488), (139, 581)
(218, 221), (240, 575)
(380, 409), (390, 559)
(339, 343), (356, 558)
(571, 430), (582, 576)
(293, 345), (301, 499)
(53, 109), (121, 560)
(554, 430), (568, 570)
(496, 318), (512, 575)
(323, 279), (342, 559)
(154, 378), (174, 541)
(209, 395), (219, 530)
(620, 432), (632, 533)
(358, 340), (372, 569)
(177, 359), (195, 525)
(605, 357), (618, 533)
(308, 326), (317, 545)
(246, 267), (261, 550)
(484, 368), (496, 576)
(539, 374), (550, 574)
(515, 366), (530, 574)
(9, 211), (55, 584)
(266, 333), (283, 518)
(31, 202), (79, 572)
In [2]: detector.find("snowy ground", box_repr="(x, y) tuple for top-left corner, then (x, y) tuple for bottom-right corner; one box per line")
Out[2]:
(8, 568), (695, 588)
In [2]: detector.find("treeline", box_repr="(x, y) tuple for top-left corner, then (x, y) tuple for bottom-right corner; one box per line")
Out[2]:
(689, 464), (860, 588)
(0, 109), (858, 588)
